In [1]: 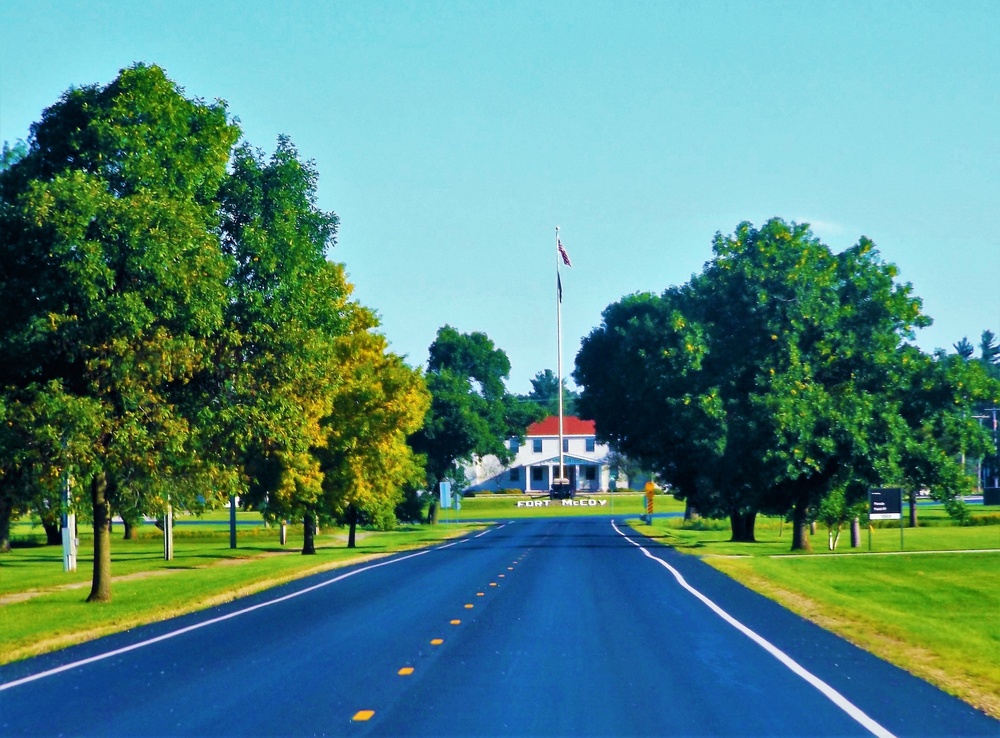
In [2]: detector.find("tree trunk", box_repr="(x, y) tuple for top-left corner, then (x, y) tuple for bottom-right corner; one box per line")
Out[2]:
(302, 512), (316, 555)
(908, 491), (918, 528)
(684, 499), (699, 522)
(790, 499), (812, 552)
(87, 472), (113, 603)
(347, 504), (358, 549)
(0, 496), (12, 553)
(729, 510), (757, 542)
(43, 519), (61, 546)
(0, 494), (14, 553)
(427, 500), (439, 525)
(122, 519), (134, 540)
(850, 517), (861, 548)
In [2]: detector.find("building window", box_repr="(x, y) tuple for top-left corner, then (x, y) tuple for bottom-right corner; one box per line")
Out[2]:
(531, 467), (544, 481)
(532, 439), (543, 453)
(509, 438), (519, 452)
(509, 468), (521, 482)
(563, 439), (569, 453)
(585, 467), (597, 481)
(586, 438), (596, 453)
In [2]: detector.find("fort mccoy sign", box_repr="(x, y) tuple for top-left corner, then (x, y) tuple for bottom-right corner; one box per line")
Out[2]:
(516, 498), (610, 508)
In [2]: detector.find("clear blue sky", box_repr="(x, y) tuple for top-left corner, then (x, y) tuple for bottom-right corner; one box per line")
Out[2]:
(2, 0), (997, 392)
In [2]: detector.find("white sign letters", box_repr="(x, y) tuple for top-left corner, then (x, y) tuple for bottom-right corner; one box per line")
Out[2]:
(516, 499), (608, 508)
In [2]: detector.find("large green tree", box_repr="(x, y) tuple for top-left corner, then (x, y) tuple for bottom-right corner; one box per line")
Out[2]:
(0, 64), (239, 599)
(1, 64), (432, 583)
(892, 348), (998, 526)
(214, 137), (353, 550)
(409, 326), (542, 521)
(577, 219), (989, 550)
(314, 310), (430, 549)
(574, 289), (725, 521)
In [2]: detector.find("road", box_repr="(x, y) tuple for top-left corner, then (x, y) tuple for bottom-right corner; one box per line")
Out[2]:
(1, 517), (995, 737)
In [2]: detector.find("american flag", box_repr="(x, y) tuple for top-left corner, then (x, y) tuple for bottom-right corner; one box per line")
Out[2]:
(557, 239), (572, 267)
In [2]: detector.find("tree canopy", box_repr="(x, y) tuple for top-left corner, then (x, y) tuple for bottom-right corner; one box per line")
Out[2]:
(575, 219), (1000, 549)
(409, 326), (543, 520)
(0, 64), (241, 598)
(0, 63), (428, 594)
(315, 312), (430, 548)
(521, 369), (578, 417)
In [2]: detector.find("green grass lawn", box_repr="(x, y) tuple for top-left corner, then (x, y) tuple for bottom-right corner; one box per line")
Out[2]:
(629, 510), (1000, 719)
(637, 510), (1000, 556)
(0, 518), (481, 665)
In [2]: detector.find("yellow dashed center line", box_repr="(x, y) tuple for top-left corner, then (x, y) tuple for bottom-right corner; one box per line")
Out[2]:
(358, 555), (529, 723)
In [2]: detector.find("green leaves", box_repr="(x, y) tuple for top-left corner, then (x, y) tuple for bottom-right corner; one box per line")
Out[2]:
(1, 62), (440, 574)
(411, 326), (542, 493)
(576, 218), (993, 544)
(522, 369), (579, 417)
(1, 65), (237, 509)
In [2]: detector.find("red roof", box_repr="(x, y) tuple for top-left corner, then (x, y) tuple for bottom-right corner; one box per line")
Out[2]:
(526, 416), (596, 437)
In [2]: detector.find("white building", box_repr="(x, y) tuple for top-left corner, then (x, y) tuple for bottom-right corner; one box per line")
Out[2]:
(463, 416), (614, 494)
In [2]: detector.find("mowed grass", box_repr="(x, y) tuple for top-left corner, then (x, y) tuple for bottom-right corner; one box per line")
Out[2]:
(630, 509), (1000, 718)
(639, 510), (1000, 556)
(0, 517), (481, 666)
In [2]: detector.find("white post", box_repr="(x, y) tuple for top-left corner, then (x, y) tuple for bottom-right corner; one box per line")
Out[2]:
(163, 502), (173, 561)
(61, 473), (77, 572)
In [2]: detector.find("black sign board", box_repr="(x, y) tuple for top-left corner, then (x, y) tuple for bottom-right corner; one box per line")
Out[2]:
(869, 487), (903, 520)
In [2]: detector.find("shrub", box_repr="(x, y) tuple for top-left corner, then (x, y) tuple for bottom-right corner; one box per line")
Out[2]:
(677, 517), (730, 532)
(968, 512), (1000, 526)
(369, 506), (397, 532)
(395, 486), (425, 524)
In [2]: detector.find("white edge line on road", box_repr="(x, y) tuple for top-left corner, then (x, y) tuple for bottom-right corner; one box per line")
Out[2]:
(0, 543), (455, 692)
(611, 521), (896, 738)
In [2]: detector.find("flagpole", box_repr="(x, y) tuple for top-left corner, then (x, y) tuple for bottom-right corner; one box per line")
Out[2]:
(556, 226), (565, 488)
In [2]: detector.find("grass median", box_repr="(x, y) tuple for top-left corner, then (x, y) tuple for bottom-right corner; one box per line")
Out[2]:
(0, 516), (482, 666)
(629, 508), (1000, 719)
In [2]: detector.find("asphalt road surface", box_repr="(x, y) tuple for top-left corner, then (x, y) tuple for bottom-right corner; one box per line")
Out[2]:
(1, 517), (996, 737)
